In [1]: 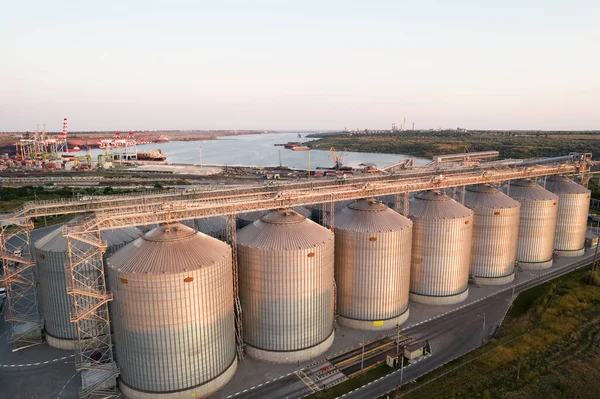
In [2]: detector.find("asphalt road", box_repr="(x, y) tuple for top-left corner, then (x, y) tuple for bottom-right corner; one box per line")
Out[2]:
(0, 225), (596, 399)
(341, 253), (597, 399)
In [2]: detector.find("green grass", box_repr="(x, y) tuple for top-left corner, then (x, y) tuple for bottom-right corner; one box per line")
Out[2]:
(31, 213), (77, 229)
(386, 266), (600, 399)
(307, 364), (393, 399)
(307, 131), (600, 161)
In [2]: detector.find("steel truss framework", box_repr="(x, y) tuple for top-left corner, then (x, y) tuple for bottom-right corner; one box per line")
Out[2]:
(63, 224), (119, 398)
(0, 153), (593, 398)
(0, 218), (43, 350)
(59, 156), (592, 397)
(226, 214), (245, 361)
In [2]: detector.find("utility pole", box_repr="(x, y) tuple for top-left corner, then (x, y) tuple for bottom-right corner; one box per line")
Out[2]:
(478, 312), (486, 345)
(400, 349), (404, 386)
(512, 283), (516, 302)
(396, 323), (400, 357)
(360, 334), (365, 374)
(589, 239), (599, 284)
(307, 149), (311, 179)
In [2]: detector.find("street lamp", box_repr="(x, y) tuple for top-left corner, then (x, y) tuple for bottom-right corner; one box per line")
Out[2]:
(477, 312), (486, 346)
(357, 335), (365, 374)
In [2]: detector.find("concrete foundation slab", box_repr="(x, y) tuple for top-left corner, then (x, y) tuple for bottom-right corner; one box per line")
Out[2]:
(555, 247), (585, 257)
(518, 259), (553, 270)
(246, 332), (334, 364)
(474, 272), (515, 286)
(409, 288), (469, 305)
(120, 357), (238, 399)
(338, 308), (409, 331)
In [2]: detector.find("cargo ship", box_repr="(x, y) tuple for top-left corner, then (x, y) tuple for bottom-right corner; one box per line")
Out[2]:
(156, 135), (169, 143)
(137, 149), (166, 161)
(274, 142), (301, 149)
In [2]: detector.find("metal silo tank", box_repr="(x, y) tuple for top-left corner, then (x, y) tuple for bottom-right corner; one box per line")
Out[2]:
(408, 191), (473, 305)
(306, 200), (353, 224)
(238, 207), (311, 228)
(106, 223), (237, 399)
(195, 215), (227, 240)
(34, 220), (140, 350)
(237, 209), (335, 363)
(237, 210), (265, 228)
(463, 184), (521, 285)
(507, 179), (559, 269)
(545, 175), (591, 256)
(334, 199), (412, 330)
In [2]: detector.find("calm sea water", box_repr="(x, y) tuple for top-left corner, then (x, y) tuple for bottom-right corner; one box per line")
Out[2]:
(72, 133), (430, 169)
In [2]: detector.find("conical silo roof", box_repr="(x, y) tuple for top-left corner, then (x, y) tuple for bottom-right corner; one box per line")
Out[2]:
(464, 184), (520, 209)
(545, 175), (590, 195)
(35, 218), (141, 252)
(237, 209), (333, 249)
(508, 179), (558, 201)
(335, 198), (412, 232)
(106, 223), (231, 275)
(409, 191), (473, 219)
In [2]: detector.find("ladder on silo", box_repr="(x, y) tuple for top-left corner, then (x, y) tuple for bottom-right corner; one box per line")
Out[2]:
(227, 213), (245, 361)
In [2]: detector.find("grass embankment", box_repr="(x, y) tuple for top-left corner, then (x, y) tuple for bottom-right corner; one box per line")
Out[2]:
(308, 131), (600, 161)
(307, 364), (393, 399)
(389, 266), (600, 399)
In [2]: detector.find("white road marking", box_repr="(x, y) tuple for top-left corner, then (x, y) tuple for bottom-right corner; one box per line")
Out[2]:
(56, 371), (79, 399)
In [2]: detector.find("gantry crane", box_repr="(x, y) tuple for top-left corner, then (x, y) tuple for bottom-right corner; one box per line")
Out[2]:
(329, 147), (348, 170)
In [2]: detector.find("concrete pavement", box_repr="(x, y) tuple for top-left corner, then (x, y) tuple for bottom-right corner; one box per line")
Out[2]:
(0, 223), (596, 399)
(219, 248), (597, 399)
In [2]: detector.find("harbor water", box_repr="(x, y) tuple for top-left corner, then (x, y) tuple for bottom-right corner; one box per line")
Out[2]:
(70, 133), (430, 169)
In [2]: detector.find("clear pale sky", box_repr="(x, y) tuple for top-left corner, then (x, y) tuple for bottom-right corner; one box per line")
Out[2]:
(1, 0), (598, 131)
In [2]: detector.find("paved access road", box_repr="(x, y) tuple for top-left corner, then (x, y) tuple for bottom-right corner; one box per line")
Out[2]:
(342, 253), (597, 399)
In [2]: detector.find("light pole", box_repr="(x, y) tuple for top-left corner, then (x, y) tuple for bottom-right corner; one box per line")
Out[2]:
(400, 346), (405, 387)
(477, 312), (486, 346)
(357, 335), (365, 374)
(361, 334), (365, 374)
(307, 149), (311, 179)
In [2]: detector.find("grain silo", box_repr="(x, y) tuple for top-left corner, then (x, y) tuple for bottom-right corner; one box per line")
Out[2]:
(34, 221), (140, 350)
(334, 199), (412, 330)
(237, 209), (335, 363)
(238, 207), (311, 228)
(507, 179), (559, 269)
(306, 200), (353, 224)
(195, 215), (227, 240)
(545, 175), (591, 257)
(237, 211), (265, 228)
(106, 223), (237, 399)
(463, 184), (521, 285)
(408, 191), (473, 305)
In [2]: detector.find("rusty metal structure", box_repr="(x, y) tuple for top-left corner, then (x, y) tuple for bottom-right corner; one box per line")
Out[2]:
(0, 152), (593, 397)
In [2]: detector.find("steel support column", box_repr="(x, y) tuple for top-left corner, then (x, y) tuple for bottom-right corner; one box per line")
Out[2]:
(0, 217), (43, 350)
(64, 225), (118, 399)
(226, 214), (244, 361)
